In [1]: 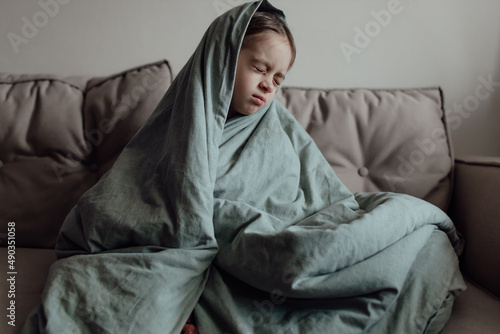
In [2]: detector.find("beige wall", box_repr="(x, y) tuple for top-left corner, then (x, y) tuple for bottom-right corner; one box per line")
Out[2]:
(1, 0), (499, 156)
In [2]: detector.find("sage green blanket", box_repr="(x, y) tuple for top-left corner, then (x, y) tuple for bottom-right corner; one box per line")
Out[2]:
(22, 1), (465, 333)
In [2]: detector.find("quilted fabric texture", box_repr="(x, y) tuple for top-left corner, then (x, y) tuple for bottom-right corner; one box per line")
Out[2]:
(0, 60), (173, 248)
(276, 87), (453, 211)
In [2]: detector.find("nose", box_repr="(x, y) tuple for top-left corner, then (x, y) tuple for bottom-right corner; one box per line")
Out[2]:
(259, 77), (274, 94)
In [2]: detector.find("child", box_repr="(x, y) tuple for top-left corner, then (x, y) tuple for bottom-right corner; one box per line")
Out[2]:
(227, 11), (296, 119)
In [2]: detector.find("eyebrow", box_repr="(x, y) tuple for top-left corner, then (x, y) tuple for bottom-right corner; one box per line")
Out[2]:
(253, 58), (286, 80)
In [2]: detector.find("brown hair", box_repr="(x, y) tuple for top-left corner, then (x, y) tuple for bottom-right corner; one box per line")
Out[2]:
(242, 11), (296, 69)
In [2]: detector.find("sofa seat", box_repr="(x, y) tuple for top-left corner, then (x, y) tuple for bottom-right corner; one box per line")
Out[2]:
(1, 247), (499, 334)
(0, 248), (56, 334)
(441, 279), (500, 333)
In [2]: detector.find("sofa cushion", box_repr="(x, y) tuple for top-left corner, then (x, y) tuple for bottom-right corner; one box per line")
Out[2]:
(0, 60), (173, 248)
(83, 63), (172, 178)
(277, 87), (453, 211)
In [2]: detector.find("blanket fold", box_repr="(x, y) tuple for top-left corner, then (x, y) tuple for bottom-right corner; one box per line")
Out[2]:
(21, 1), (465, 333)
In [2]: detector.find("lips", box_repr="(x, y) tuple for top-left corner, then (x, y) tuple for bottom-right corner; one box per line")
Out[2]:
(252, 95), (266, 104)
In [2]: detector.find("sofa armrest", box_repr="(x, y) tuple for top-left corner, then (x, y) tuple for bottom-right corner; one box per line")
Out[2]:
(449, 155), (500, 298)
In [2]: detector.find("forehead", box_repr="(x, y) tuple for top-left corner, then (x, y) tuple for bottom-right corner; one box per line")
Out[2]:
(241, 31), (293, 71)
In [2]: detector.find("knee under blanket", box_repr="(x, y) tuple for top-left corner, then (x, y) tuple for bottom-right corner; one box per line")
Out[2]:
(21, 1), (465, 333)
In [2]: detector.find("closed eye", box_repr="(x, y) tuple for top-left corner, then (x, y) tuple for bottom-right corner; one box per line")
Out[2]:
(253, 65), (283, 86)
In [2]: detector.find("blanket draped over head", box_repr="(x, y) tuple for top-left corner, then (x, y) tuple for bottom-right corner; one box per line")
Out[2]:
(22, 1), (465, 333)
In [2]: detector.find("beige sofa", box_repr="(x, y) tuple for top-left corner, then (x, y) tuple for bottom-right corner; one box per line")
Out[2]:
(1, 60), (499, 333)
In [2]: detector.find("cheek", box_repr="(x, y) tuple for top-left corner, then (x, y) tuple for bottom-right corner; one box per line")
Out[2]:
(236, 73), (253, 94)
(267, 92), (276, 105)
(232, 75), (245, 100)
(234, 58), (249, 88)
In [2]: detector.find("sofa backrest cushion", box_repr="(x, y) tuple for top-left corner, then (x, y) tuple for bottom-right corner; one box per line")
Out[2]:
(0, 60), (173, 248)
(277, 87), (453, 212)
(0, 61), (452, 249)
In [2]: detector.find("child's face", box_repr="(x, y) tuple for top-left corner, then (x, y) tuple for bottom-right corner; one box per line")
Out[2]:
(228, 31), (292, 118)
